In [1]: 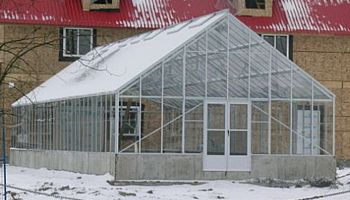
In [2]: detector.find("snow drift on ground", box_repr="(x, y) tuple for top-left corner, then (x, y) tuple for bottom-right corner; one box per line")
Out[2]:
(3, 166), (350, 200)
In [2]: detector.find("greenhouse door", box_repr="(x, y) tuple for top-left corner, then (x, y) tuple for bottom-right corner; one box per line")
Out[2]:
(203, 101), (251, 171)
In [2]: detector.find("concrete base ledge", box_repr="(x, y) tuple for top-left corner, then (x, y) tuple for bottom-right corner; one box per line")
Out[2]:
(9, 148), (336, 180)
(115, 154), (336, 180)
(10, 148), (115, 175)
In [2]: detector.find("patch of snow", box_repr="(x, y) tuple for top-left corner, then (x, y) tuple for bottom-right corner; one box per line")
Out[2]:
(5, 166), (350, 200)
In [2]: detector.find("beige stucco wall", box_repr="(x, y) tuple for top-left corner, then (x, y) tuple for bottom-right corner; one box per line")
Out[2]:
(293, 35), (350, 160)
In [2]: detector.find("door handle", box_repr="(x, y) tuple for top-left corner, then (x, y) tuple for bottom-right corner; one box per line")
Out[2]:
(227, 130), (230, 136)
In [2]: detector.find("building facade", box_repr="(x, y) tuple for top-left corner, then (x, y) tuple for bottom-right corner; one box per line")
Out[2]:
(1, 0), (350, 164)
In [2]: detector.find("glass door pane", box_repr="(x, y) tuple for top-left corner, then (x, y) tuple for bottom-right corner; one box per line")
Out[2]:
(230, 131), (247, 155)
(207, 104), (225, 155)
(208, 131), (225, 155)
(230, 104), (247, 129)
(229, 104), (248, 155)
(208, 104), (225, 129)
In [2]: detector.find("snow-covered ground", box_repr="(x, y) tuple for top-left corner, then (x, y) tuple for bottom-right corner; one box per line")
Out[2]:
(3, 166), (350, 200)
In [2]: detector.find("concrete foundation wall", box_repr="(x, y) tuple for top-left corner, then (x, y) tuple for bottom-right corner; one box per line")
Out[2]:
(10, 148), (115, 175)
(115, 154), (336, 180)
(10, 148), (336, 180)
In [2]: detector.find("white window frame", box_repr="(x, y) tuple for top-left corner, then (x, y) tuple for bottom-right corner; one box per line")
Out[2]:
(261, 34), (290, 58)
(119, 105), (140, 137)
(62, 27), (94, 58)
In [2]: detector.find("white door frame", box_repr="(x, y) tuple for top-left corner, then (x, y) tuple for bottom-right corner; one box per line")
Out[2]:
(203, 99), (251, 172)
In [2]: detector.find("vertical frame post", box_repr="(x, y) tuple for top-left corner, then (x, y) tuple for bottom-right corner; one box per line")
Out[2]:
(290, 63), (293, 154)
(333, 97), (336, 156)
(226, 14), (230, 100)
(268, 47), (272, 154)
(115, 93), (119, 154)
(311, 81), (314, 155)
(161, 62), (164, 153)
(138, 75), (142, 153)
(182, 46), (186, 154)
(205, 31), (208, 99)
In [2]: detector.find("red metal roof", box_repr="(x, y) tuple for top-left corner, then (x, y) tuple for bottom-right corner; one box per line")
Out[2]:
(0, 0), (350, 35)
(239, 0), (350, 35)
(0, 0), (234, 29)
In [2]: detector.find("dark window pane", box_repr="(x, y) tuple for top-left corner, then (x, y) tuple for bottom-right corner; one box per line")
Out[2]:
(245, 0), (265, 9)
(79, 29), (92, 55)
(92, 0), (112, 4)
(65, 29), (77, 55)
(276, 36), (287, 56)
(263, 35), (274, 47)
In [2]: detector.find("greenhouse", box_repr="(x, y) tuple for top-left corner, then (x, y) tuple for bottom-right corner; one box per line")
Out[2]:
(11, 11), (336, 180)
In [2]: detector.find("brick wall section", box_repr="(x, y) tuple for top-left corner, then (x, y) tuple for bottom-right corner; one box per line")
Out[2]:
(293, 35), (350, 160)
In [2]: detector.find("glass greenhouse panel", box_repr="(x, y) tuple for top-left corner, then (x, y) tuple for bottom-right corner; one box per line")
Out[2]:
(141, 65), (162, 96)
(141, 98), (162, 153)
(271, 101), (290, 154)
(229, 50), (249, 98)
(207, 53), (227, 97)
(251, 101), (269, 154)
(271, 51), (291, 99)
(228, 16), (250, 49)
(185, 100), (203, 153)
(207, 20), (228, 52)
(120, 78), (140, 96)
(292, 101), (313, 155)
(163, 49), (184, 97)
(185, 52), (206, 97)
(292, 67), (312, 99)
(313, 84), (332, 100)
(119, 97), (140, 153)
(250, 40), (270, 98)
(187, 33), (206, 53)
(163, 98), (183, 153)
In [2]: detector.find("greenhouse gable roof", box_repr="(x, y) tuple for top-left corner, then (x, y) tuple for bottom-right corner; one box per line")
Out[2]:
(13, 11), (228, 106)
(14, 10), (335, 107)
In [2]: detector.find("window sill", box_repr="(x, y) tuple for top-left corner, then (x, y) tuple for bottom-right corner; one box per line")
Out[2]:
(59, 55), (80, 62)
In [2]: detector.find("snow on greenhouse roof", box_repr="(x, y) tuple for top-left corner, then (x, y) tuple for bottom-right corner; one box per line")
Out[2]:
(13, 11), (228, 106)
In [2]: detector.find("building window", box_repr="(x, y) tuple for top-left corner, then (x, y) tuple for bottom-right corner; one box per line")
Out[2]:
(60, 28), (95, 60)
(262, 34), (292, 59)
(245, 0), (266, 9)
(82, 0), (119, 11)
(92, 0), (112, 4)
(120, 106), (140, 136)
